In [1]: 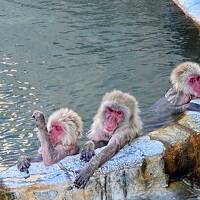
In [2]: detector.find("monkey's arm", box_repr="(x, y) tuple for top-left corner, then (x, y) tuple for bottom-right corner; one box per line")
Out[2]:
(174, 102), (200, 113)
(75, 133), (127, 188)
(33, 111), (69, 166)
(152, 95), (200, 114)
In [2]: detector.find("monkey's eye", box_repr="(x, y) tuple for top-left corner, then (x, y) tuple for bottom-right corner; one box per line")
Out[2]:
(117, 111), (123, 115)
(53, 125), (63, 132)
(197, 76), (200, 82)
(189, 77), (195, 84)
(107, 107), (113, 113)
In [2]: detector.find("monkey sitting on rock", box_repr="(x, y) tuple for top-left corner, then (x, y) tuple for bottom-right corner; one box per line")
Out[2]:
(17, 108), (83, 173)
(74, 90), (143, 188)
(144, 62), (200, 132)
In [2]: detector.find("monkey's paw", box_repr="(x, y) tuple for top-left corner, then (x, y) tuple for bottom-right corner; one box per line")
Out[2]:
(32, 110), (46, 129)
(80, 141), (95, 162)
(17, 155), (31, 172)
(74, 171), (90, 188)
(80, 149), (95, 162)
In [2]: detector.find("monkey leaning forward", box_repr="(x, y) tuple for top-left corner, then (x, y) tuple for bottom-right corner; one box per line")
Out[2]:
(74, 90), (143, 188)
(144, 62), (200, 132)
(17, 108), (83, 173)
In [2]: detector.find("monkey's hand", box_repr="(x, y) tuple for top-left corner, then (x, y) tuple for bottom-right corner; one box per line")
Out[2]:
(17, 155), (31, 172)
(174, 103), (200, 113)
(32, 110), (46, 131)
(80, 141), (95, 162)
(74, 164), (95, 188)
(187, 103), (200, 112)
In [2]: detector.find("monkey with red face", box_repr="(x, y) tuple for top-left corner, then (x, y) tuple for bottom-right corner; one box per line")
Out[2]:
(74, 90), (143, 188)
(144, 62), (200, 132)
(17, 108), (83, 172)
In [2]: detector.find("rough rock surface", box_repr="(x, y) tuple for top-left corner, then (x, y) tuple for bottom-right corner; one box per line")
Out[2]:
(0, 137), (167, 200)
(148, 100), (200, 196)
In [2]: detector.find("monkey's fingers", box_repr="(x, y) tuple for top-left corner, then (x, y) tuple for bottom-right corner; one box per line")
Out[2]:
(74, 175), (89, 188)
(188, 103), (200, 112)
(80, 149), (95, 162)
(80, 150), (87, 160)
(32, 110), (46, 129)
(24, 161), (31, 168)
(18, 161), (31, 172)
(32, 111), (45, 123)
(85, 150), (94, 162)
(80, 150), (90, 162)
(32, 110), (44, 119)
(19, 166), (27, 172)
(18, 164), (28, 172)
(17, 156), (31, 172)
(80, 177), (89, 188)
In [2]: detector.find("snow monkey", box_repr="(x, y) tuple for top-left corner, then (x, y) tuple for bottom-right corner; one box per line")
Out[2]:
(144, 62), (200, 132)
(74, 90), (143, 188)
(17, 108), (83, 172)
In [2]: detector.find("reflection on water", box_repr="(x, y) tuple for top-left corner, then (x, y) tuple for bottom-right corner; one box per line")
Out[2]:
(0, 0), (200, 172)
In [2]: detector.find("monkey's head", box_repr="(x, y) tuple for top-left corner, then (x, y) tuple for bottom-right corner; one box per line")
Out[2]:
(170, 62), (200, 97)
(47, 108), (83, 147)
(97, 90), (141, 135)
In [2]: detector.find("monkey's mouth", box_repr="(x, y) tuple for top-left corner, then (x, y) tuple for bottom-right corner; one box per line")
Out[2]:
(104, 126), (117, 134)
(104, 120), (118, 134)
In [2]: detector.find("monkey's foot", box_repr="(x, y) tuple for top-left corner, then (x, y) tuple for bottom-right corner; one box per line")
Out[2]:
(17, 155), (31, 173)
(32, 110), (46, 130)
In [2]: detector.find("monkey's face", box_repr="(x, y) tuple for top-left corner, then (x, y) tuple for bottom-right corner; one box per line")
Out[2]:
(49, 122), (65, 145)
(103, 107), (124, 134)
(188, 75), (200, 97)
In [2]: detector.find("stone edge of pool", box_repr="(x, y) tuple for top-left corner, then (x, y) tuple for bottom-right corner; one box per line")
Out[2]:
(172, 0), (200, 27)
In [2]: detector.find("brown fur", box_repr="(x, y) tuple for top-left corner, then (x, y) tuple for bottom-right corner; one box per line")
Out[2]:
(170, 62), (200, 95)
(47, 108), (83, 148)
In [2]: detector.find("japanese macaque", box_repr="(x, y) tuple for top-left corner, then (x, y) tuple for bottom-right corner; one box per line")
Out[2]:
(144, 62), (200, 132)
(17, 108), (83, 173)
(74, 90), (143, 188)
